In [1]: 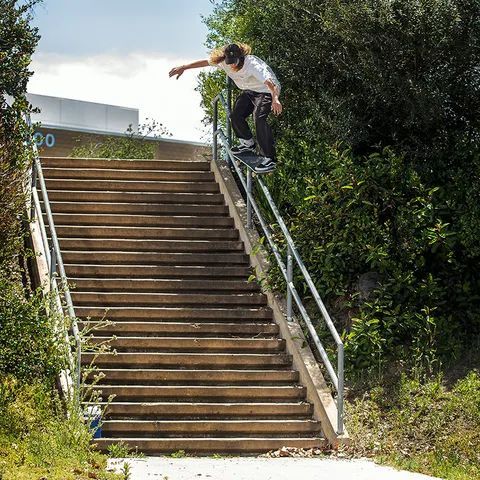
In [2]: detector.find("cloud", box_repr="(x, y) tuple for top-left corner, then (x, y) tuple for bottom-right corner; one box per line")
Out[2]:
(28, 52), (212, 142)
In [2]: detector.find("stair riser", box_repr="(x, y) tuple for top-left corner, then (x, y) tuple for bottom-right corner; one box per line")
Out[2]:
(97, 403), (312, 419)
(72, 279), (259, 292)
(59, 238), (244, 255)
(82, 353), (292, 368)
(47, 213), (234, 228)
(56, 226), (238, 240)
(45, 179), (220, 193)
(80, 322), (278, 337)
(42, 157), (211, 171)
(43, 167), (214, 182)
(72, 293), (267, 307)
(75, 307), (272, 321)
(102, 421), (320, 437)
(89, 337), (284, 352)
(48, 203), (229, 216)
(65, 265), (251, 279)
(62, 252), (249, 266)
(93, 438), (326, 454)
(46, 190), (225, 204)
(93, 386), (305, 402)
(84, 370), (298, 386)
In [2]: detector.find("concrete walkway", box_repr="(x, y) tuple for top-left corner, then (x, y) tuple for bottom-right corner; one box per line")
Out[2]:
(108, 457), (441, 480)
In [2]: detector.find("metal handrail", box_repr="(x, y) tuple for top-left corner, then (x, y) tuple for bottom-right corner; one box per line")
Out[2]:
(212, 87), (345, 435)
(25, 115), (81, 406)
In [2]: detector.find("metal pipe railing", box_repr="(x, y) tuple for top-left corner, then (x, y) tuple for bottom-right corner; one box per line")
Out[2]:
(212, 92), (345, 435)
(25, 116), (82, 407)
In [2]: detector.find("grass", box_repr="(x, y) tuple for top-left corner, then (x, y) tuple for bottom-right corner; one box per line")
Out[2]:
(346, 370), (480, 480)
(0, 375), (120, 480)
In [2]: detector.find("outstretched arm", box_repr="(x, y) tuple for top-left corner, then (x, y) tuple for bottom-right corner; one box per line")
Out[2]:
(265, 79), (282, 116)
(169, 59), (210, 79)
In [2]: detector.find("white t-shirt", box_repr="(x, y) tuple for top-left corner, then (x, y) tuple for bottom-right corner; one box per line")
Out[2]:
(210, 55), (281, 94)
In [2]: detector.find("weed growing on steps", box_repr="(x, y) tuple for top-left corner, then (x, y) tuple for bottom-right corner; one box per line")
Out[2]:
(107, 441), (145, 459)
(170, 449), (187, 458)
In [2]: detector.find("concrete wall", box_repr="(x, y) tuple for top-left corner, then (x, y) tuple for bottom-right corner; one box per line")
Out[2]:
(34, 126), (209, 161)
(27, 93), (139, 134)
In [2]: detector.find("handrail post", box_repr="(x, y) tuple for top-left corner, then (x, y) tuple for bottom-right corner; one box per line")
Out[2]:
(213, 100), (218, 164)
(246, 169), (252, 228)
(30, 160), (37, 220)
(226, 77), (232, 147)
(49, 245), (56, 280)
(287, 245), (293, 321)
(337, 343), (344, 435)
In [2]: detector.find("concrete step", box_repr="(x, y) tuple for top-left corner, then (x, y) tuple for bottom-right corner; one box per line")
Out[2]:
(81, 352), (292, 368)
(47, 213), (234, 228)
(59, 242), (249, 256)
(93, 437), (327, 454)
(71, 278), (260, 292)
(46, 190), (225, 204)
(55, 226), (238, 240)
(64, 264), (251, 279)
(101, 419), (321, 437)
(91, 401), (312, 419)
(75, 306), (272, 321)
(44, 178), (220, 193)
(89, 336), (284, 352)
(72, 292), (267, 307)
(80, 321), (278, 337)
(84, 369), (298, 386)
(41, 157), (211, 171)
(42, 167), (215, 182)
(93, 385), (305, 402)
(48, 201), (229, 216)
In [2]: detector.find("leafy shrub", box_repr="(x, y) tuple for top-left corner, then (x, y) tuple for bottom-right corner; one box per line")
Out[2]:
(0, 275), (67, 382)
(199, 0), (480, 376)
(0, 376), (119, 480)
(70, 119), (172, 159)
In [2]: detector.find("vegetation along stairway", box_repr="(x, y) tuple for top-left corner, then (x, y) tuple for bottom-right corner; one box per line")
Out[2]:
(40, 154), (328, 454)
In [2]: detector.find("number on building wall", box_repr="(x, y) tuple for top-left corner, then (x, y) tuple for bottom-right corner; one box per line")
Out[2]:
(33, 132), (56, 148)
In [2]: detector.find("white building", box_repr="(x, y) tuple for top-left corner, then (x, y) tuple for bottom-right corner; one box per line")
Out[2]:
(26, 93), (139, 134)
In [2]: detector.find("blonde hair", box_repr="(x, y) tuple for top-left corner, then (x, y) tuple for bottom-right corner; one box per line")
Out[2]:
(209, 43), (252, 65)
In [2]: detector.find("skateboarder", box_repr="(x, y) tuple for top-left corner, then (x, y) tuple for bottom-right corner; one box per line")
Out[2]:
(169, 43), (282, 173)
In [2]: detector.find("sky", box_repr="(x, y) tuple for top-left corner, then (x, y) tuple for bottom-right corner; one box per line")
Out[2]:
(27, 0), (218, 142)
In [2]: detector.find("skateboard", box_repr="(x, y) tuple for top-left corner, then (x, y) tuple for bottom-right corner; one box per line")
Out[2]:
(230, 151), (272, 174)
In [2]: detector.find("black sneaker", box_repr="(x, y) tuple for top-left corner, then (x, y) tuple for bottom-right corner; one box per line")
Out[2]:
(255, 157), (276, 173)
(231, 143), (256, 155)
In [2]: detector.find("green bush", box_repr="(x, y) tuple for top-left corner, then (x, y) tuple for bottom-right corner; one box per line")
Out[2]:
(0, 376), (119, 480)
(70, 119), (172, 159)
(0, 276), (67, 383)
(199, 0), (480, 376)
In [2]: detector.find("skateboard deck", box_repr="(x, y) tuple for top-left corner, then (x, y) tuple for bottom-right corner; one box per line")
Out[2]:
(231, 151), (270, 174)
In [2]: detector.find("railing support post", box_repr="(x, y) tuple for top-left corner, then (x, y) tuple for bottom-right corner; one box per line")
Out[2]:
(287, 244), (293, 321)
(213, 100), (218, 164)
(226, 77), (232, 147)
(49, 245), (56, 280)
(246, 169), (252, 228)
(337, 343), (344, 435)
(30, 160), (37, 220)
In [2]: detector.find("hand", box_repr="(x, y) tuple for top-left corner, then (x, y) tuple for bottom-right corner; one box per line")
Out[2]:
(272, 98), (283, 116)
(169, 65), (185, 79)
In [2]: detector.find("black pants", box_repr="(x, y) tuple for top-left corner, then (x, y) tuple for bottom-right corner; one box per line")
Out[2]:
(230, 90), (275, 160)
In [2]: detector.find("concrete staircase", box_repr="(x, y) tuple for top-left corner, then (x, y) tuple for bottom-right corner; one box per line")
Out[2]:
(40, 155), (327, 455)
